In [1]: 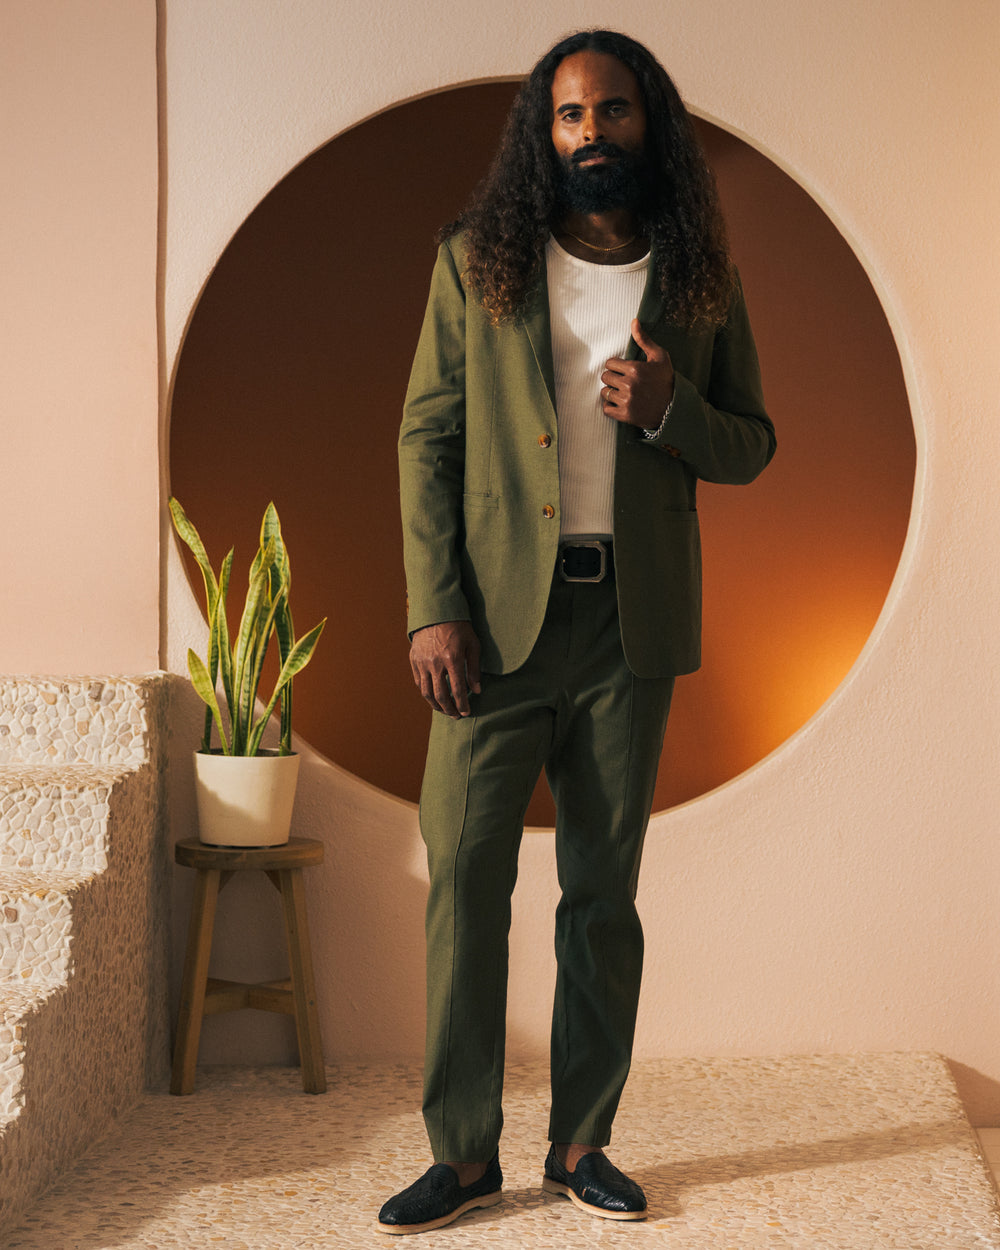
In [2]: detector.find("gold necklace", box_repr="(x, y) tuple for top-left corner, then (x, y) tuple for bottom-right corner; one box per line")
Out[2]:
(562, 229), (637, 256)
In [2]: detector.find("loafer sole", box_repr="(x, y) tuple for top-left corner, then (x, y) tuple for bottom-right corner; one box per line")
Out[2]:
(542, 1176), (647, 1221)
(375, 1189), (502, 1235)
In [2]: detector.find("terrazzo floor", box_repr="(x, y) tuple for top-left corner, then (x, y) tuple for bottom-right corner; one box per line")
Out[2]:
(6, 1054), (1000, 1249)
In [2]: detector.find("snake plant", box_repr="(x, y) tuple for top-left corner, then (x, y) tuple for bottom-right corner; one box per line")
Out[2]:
(169, 497), (326, 756)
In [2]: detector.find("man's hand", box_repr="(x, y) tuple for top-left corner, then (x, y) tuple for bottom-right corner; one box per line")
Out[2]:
(409, 621), (482, 719)
(601, 319), (675, 429)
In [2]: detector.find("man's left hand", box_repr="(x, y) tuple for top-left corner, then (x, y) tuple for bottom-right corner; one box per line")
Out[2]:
(601, 319), (675, 429)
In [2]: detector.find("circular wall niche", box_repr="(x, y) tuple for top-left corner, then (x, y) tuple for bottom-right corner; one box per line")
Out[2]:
(169, 82), (915, 825)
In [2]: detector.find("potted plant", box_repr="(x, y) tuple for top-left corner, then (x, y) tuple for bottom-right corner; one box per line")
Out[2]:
(169, 496), (326, 846)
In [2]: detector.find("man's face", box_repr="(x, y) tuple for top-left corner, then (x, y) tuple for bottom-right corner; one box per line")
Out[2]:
(550, 50), (648, 214)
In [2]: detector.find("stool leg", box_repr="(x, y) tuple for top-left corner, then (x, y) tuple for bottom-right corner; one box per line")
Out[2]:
(278, 867), (327, 1094)
(170, 866), (221, 1095)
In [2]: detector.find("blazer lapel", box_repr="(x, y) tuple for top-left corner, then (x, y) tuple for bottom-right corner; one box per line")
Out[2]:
(520, 274), (558, 417)
(626, 258), (666, 359)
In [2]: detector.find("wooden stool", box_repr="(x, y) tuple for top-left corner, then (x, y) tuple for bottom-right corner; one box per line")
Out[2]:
(171, 837), (327, 1095)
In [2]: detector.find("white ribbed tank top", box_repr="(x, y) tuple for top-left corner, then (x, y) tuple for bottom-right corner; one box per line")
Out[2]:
(545, 235), (650, 538)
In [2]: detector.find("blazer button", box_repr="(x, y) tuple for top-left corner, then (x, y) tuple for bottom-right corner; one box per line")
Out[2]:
(538, 433), (552, 448)
(542, 504), (555, 519)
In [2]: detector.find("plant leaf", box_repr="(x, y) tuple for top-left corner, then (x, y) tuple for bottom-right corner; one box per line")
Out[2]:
(275, 618), (326, 688)
(260, 502), (290, 577)
(232, 537), (278, 753)
(257, 503), (298, 752)
(187, 648), (230, 754)
(261, 502), (294, 661)
(171, 498), (232, 751)
(215, 550), (235, 722)
(169, 497), (220, 620)
(247, 617), (326, 756)
(241, 582), (289, 753)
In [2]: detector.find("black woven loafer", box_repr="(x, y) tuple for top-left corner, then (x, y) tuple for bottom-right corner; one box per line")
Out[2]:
(376, 1153), (503, 1235)
(542, 1145), (647, 1220)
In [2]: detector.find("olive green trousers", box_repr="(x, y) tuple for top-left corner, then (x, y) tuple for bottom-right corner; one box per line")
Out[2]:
(419, 573), (674, 1162)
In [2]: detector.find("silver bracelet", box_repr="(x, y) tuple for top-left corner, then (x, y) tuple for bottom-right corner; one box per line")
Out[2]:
(641, 392), (676, 441)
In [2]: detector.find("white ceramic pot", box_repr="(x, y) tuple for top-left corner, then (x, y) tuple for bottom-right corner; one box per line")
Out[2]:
(193, 749), (301, 847)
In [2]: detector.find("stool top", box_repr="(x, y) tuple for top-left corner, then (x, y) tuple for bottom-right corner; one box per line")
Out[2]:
(174, 837), (324, 871)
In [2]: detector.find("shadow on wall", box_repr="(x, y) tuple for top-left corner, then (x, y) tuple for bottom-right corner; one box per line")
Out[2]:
(168, 82), (915, 826)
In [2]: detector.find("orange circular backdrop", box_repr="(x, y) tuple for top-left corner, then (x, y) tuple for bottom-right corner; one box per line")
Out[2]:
(169, 83), (914, 824)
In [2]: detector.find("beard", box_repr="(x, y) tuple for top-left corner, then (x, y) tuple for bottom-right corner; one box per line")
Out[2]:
(554, 142), (651, 215)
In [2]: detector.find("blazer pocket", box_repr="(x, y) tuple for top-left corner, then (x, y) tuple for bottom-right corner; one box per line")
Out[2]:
(655, 510), (701, 564)
(463, 492), (501, 511)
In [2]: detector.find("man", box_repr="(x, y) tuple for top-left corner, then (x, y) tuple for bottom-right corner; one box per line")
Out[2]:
(377, 29), (775, 1235)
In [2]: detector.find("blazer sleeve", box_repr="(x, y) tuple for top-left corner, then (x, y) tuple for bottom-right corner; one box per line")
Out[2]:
(398, 239), (472, 637)
(642, 272), (776, 485)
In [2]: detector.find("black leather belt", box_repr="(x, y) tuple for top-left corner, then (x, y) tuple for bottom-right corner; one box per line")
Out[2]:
(558, 539), (614, 583)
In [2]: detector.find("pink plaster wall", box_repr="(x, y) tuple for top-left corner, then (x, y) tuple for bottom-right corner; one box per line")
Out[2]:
(0, 0), (159, 674)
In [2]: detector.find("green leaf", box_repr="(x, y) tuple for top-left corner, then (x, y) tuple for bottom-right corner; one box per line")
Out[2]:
(171, 498), (231, 751)
(205, 547), (233, 683)
(276, 618), (326, 686)
(169, 497), (220, 620)
(261, 503), (294, 666)
(214, 552), (234, 716)
(260, 502), (288, 572)
(187, 648), (230, 754)
(279, 684), (293, 755)
(231, 538), (278, 753)
(247, 617), (326, 757)
(240, 583), (289, 752)
(258, 503), (297, 752)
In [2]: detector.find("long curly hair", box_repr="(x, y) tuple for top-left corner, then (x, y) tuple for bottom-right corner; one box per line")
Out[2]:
(443, 30), (735, 329)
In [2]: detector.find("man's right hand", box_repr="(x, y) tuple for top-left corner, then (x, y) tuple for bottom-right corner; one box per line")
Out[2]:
(409, 621), (482, 719)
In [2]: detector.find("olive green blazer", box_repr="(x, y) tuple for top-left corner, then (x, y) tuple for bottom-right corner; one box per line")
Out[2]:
(399, 235), (775, 679)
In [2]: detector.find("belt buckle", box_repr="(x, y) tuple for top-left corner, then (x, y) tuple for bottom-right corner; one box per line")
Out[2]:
(559, 539), (607, 583)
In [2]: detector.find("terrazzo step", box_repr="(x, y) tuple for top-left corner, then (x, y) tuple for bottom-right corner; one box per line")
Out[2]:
(0, 868), (93, 990)
(0, 677), (158, 769)
(0, 980), (64, 1129)
(0, 865), (107, 1135)
(0, 675), (168, 1235)
(0, 752), (147, 1136)
(0, 765), (131, 874)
